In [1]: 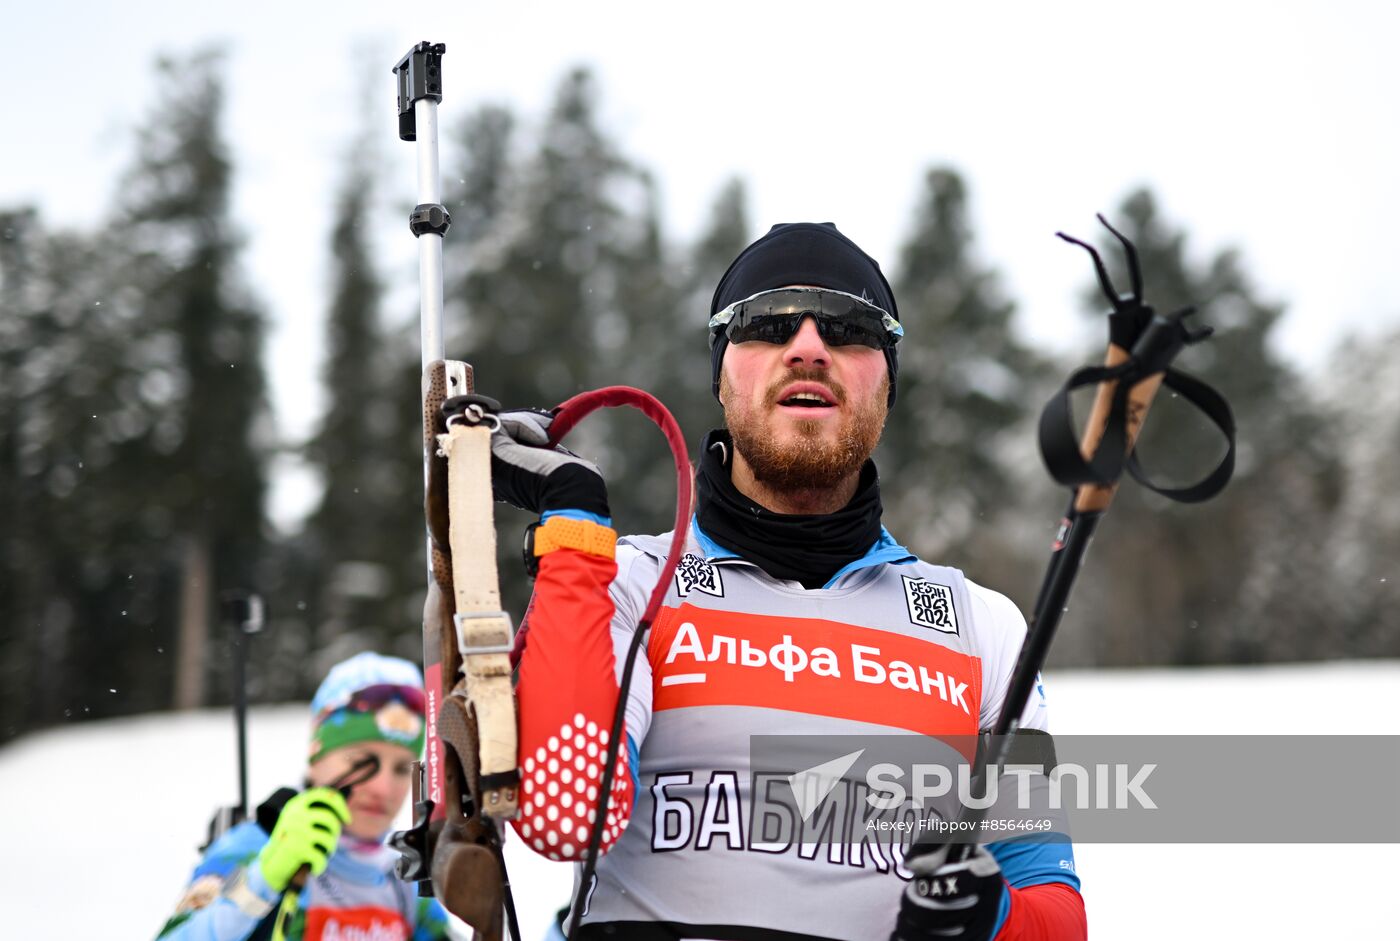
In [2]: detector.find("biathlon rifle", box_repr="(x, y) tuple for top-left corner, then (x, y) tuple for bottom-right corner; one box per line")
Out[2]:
(382, 42), (694, 941)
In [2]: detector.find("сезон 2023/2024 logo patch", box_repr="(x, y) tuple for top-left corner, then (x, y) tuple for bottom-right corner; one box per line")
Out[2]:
(902, 576), (959, 635)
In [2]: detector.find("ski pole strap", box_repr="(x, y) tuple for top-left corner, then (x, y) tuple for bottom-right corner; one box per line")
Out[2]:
(270, 892), (299, 941)
(1038, 336), (1235, 504)
(1127, 368), (1235, 501)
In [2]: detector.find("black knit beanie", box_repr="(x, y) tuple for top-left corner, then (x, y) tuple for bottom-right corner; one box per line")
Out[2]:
(709, 222), (900, 407)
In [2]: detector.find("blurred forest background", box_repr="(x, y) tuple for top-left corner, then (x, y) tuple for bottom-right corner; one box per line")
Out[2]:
(3, 51), (1396, 742)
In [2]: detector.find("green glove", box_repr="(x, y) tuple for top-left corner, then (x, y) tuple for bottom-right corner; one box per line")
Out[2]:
(255, 787), (350, 892)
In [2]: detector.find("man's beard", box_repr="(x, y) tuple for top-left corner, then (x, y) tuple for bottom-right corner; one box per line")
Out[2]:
(721, 367), (888, 492)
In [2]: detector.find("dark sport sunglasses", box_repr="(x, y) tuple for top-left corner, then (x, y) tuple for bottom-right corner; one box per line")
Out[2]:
(708, 287), (903, 351)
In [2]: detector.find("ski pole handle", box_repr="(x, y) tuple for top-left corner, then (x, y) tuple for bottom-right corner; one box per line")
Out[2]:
(287, 755), (381, 889)
(1071, 343), (1164, 514)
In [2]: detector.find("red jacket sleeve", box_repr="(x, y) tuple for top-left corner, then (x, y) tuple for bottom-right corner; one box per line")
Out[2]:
(996, 882), (1087, 940)
(511, 546), (634, 861)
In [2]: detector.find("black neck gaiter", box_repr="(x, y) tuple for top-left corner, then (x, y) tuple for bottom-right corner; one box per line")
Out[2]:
(694, 429), (885, 589)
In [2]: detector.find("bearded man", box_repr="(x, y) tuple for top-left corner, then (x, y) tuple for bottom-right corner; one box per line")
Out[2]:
(490, 222), (1087, 940)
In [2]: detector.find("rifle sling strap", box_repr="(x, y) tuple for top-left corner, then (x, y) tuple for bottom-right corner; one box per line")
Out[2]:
(439, 422), (519, 820)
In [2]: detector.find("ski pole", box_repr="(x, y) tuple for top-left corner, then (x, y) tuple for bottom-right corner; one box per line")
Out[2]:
(200, 590), (266, 850)
(229, 591), (265, 821)
(937, 216), (1236, 863)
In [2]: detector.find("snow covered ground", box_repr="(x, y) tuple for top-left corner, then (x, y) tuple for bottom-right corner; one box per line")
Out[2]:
(2, 660), (1396, 939)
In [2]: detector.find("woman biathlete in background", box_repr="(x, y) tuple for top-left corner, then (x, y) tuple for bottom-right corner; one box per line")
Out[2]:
(156, 652), (451, 941)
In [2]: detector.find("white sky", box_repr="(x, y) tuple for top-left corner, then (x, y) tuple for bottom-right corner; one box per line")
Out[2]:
(4, 1), (1398, 525)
